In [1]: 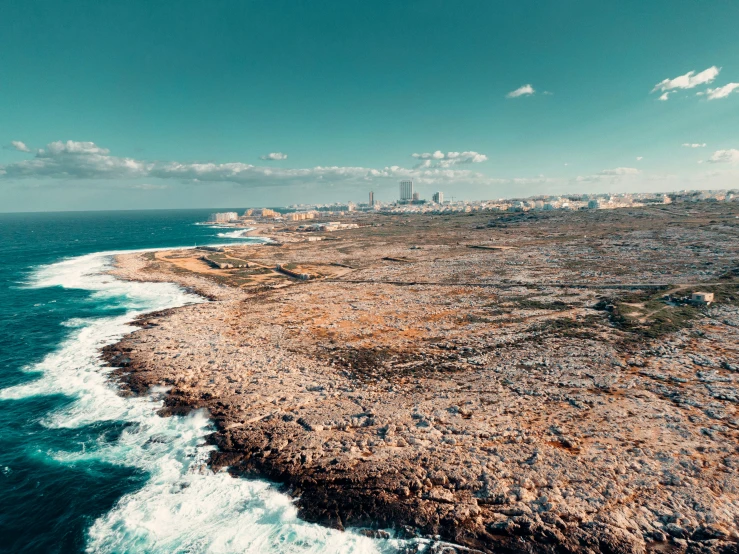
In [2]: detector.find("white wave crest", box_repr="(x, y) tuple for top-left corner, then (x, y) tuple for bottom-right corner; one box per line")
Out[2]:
(216, 228), (255, 239)
(3, 250), (408, 553)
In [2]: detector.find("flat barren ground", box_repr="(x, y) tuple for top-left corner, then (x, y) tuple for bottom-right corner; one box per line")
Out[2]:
(106, 204), (739, 553)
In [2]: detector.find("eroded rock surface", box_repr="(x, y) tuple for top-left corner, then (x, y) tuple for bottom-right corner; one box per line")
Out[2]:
(105, 206), (739, 553)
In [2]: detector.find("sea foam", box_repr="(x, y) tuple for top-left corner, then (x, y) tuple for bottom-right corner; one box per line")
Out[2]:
(215, 228), (255, 239)
(3, 250), (411, 553)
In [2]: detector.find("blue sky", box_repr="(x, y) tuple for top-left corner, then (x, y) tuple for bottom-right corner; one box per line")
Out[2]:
(1, 0), (738, 211)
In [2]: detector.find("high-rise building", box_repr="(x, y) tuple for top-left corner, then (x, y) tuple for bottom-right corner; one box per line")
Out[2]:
(432, 191), (444, 204)
(399, 180), (414, 202)
(369, 191), (374, 206)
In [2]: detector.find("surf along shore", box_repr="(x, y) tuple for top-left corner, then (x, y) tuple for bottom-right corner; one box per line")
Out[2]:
(103, 205), (739, 553)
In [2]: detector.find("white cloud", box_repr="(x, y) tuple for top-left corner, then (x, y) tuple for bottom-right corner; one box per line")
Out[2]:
(636, 156), (643, 161)
(411, 150), (488, 167)
(652, 66), (720, 94)
(658, 92), (672, 101)
(412, 151), (445, 160)
(703, 83), (739, 100)
(706, 149), (739, 164)
(10, 140), (31, 152)
(2, 140), (149, 180)
(259, 152), (288, 161)
(0, 139), (496, 187)
(682, 143), (707, 148)
(11, 139), (703, 197)
(44, 140), (111, 156)
(506, 84), (535, 98)
(599, 167), (640, 176)
(150, 161), (377, 184)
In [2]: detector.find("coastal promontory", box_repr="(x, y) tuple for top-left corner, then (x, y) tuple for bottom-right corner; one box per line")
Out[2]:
(105, 204), (739, 553)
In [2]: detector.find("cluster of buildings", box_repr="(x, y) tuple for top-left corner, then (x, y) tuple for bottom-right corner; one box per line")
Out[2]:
(397, 179), (444, 206)
(672, 190), (737, 203)
(295, 221), (359, 232)
(372, 187), (738, 215)
(285, 211), (317, 221)
(212, 185), (737, 226)
(244, 208), (279, 218)
(208, 208), (283, 223)
(209, 208), (293, 224)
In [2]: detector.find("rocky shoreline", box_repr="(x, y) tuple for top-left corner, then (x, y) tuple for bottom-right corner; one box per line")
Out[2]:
(104, 311), (658, 554)
(101, 207), (739, 553)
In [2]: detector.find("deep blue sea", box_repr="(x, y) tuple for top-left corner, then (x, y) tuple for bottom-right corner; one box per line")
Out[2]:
(0, 210), (403, 554)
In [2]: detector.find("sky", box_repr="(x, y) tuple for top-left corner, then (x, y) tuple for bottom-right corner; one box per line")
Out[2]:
(1, 0), (739, 212)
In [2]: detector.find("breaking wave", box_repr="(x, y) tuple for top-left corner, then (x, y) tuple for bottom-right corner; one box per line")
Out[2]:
(3, 250), (409, 553)
(215, 228), (256, 239)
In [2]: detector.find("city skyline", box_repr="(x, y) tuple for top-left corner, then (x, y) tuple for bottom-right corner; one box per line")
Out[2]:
(2, 1), (739, 212)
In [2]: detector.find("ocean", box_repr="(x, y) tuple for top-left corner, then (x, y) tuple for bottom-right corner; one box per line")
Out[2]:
(0, 210), (407, 554)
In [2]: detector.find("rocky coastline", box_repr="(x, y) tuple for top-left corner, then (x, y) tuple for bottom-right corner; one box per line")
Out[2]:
(102, 206), (739, 553)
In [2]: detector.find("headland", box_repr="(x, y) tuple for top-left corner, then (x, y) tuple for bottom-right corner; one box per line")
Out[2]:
(104, 203), (739, 553)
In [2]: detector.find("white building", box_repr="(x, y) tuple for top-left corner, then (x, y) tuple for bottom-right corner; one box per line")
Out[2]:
(208, 212), (239, 223)
(432, 191), (444, 204)
(692, 292), (714, 305)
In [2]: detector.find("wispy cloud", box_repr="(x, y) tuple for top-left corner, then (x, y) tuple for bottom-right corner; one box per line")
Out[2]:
(506, 84), (535, 98)
(575, 167), (640, 183)
(0, 139), (495, 187)
(682, 143), (707, 148)
(259, 152), (288, 161)
(411, 150), (488, 168)
(652, 66), (720, 97)
(706, 149), (739, 164)
(598, 167), (640, 176)
(43, 140), (111, 155)
(700, 83), (739, 100)
(10, 140), (31, 152)
(636, 156), (643, 161)
(1, 140), (149, 179)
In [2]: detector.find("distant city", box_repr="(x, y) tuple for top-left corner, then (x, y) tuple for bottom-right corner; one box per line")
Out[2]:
(207, 179), (739, 226)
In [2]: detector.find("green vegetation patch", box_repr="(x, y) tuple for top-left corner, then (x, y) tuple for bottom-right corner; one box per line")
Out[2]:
(530, 315), (602, 340)
(595, 287), (714, 339)
(515, 298), (572, 311)
(233, 267), (272, 276)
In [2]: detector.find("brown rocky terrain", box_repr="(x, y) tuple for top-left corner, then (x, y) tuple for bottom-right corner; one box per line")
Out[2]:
(104, 204), (739, 553)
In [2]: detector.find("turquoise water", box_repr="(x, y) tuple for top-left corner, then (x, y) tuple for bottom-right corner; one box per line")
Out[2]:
(0, 211), (405, 554)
